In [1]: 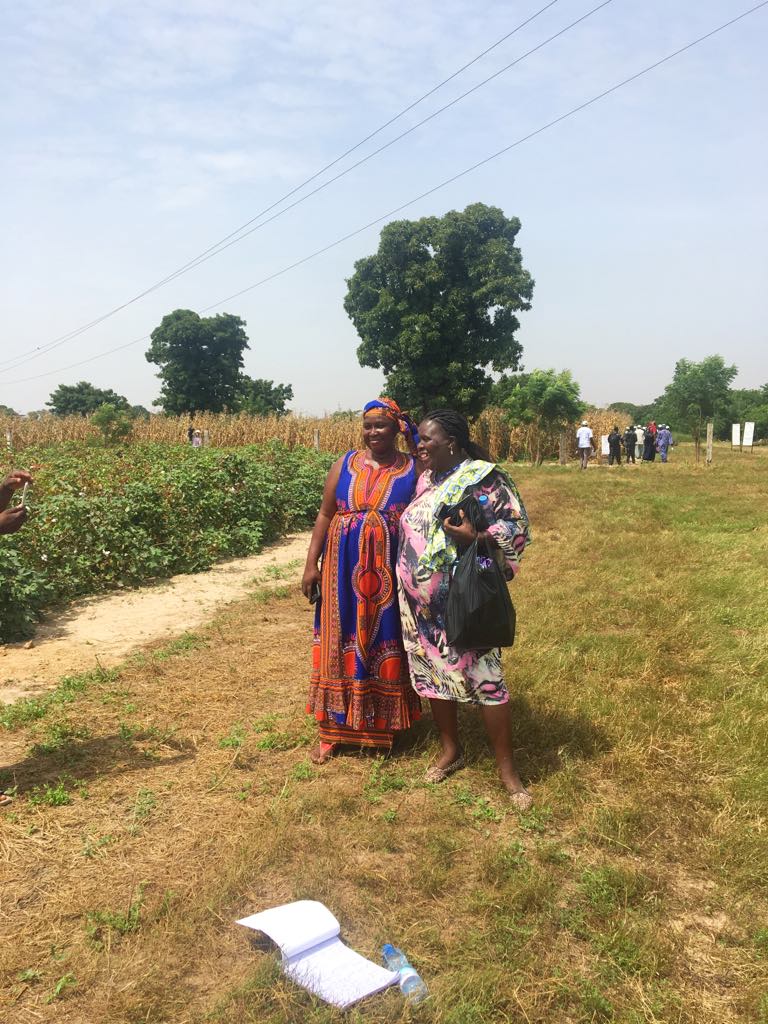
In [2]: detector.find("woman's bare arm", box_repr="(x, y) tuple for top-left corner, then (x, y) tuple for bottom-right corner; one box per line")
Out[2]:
(301, 456), (344, 597)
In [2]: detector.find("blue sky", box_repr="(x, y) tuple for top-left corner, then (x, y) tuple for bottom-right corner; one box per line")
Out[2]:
(1, 0), (766, 414)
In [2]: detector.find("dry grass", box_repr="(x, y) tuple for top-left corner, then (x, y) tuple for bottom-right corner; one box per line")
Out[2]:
(1, 408), (629, 463)
(1, 444), (766, 1024)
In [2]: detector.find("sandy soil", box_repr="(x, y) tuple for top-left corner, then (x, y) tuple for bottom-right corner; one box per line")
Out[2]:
(0, 531), (311, 704)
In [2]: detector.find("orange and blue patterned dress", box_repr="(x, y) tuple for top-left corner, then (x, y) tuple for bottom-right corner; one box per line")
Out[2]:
(307, 449), (421, 748)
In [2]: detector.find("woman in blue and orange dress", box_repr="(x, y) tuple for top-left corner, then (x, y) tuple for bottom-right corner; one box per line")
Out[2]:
(302, 399), (421, 764)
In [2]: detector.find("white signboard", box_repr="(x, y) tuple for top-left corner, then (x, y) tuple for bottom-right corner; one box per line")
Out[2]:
(731, 423), (741, 448)
(600, 435), (610, 456)
(743, 422), (755, 448)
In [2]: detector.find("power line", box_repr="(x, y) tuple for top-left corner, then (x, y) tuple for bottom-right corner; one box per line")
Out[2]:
(4, 0), (765, 389)
(0, 0), (566, 373)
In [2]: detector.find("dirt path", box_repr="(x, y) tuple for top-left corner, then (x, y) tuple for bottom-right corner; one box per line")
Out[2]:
(0, 532), (311, 704)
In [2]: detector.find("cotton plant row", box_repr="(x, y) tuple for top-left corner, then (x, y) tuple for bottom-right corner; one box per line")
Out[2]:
(0, 441), (334, 642)
(0, 409), (627, 462)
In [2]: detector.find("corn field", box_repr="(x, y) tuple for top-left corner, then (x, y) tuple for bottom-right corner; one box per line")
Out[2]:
(1, 408), (630, 463)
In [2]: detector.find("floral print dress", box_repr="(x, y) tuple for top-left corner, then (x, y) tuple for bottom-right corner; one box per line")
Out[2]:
(397, 460), (530, 705)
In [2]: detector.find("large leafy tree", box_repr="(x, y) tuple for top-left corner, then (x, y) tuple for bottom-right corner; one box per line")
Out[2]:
(658, 355), (737, 460)
(504, 368), (585, 464)
(47, 381), (130, 416)
(716, 385), (768, 441)
(146, 310), (249, 414)
(237, 377), (293, 417)
(345, 203), (534, 419)
(489, 372), (530, 406)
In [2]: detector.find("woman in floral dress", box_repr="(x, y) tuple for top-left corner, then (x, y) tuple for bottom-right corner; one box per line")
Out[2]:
(397, 409), (532, 807)
(303, 399), (421, 763)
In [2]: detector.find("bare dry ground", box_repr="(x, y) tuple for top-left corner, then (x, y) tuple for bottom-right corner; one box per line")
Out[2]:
(1, 446), (767, 1024)
(0, 533), (311, 705)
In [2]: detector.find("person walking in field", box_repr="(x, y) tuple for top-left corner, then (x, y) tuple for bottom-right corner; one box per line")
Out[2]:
(576, 420), (593, 470)
(396, 409), (533, 808)
(657, 424), (673, 463)
(623, 425), (637, 464)
(303, 398), (421, 764)
(634, 425), (645, 461)
(643, 427), (656, 462)
(607, 426), (623, 466)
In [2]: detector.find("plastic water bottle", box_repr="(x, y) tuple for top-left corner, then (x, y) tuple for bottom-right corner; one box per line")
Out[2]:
(382, 944), (428, 1004)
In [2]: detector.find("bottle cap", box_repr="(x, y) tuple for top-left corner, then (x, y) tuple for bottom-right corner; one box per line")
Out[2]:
(382, 943), (395, 956)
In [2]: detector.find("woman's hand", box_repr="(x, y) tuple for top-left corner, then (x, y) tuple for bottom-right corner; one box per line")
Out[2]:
(0, 505), (27, 535)
(301, 564), (322, 599)
(442, 509), (477, 546)
(1, 470), (33, 492)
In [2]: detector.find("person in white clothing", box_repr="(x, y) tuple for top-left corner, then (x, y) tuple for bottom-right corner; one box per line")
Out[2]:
(576, 421), (593, 470)
(634, 425), (645, 461)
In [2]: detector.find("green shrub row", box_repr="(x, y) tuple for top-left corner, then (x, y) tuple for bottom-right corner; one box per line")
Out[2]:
(0, 441), (334, 642)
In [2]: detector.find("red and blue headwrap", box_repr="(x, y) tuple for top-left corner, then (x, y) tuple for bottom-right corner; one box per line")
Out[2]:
(363, 397), (420, 453)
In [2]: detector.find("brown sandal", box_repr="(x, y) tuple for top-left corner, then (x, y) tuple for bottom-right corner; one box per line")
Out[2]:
(424, 752), (465, 784)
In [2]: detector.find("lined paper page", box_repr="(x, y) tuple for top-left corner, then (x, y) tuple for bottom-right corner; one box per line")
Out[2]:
(285, 936), (397, 1009)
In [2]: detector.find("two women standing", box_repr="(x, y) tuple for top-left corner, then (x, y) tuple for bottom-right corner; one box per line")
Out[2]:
(302, 401), (532, 807)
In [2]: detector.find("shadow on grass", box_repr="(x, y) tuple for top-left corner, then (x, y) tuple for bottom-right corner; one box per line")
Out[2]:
(507, 695), (611, 782)
(391, 695), (610, 785)
(0, 734), (195, 794)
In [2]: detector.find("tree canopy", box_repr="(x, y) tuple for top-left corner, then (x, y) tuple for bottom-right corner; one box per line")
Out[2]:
(657, 356), (737, 458)
(236, 377), (293, 417)
(91, 403), (133, 445)
(607, 401), (654, 423)
(146, 310), (249, 414)
(503, 368), (585, 464)
(47, 381), (130, 416)
(345, 203), (534, 419)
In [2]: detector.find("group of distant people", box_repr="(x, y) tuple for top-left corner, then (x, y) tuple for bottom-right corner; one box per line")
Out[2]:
(576, 420), (674, 469)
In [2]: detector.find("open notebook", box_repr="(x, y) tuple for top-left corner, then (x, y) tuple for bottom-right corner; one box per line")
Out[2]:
(237, 900), (397, 1009)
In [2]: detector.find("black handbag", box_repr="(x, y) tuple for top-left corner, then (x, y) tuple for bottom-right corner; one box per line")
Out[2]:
(440, 496), (516, 652)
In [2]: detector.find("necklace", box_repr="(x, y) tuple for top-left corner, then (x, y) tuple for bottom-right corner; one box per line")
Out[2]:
(432, 458), (467, 484)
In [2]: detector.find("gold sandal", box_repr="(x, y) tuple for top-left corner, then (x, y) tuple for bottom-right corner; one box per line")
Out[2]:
(424, 752), (465, 784)
(507, 788), (533, 812)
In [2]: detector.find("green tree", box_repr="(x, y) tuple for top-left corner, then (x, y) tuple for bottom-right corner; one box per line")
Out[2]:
(716, 385), (768, 441)
(345, 203), (534, 419)
(503, 368), (585, 464)
(0, 405), (17, 417)
(237, 377), (293, 416)
(658, 356), (738, 461)
(489, 373), (530, 407)
(607, 401), (655, 423)
(146, 310), (249, 414)
(47, 381), (130, 416)
(91, 403), (133, 445)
